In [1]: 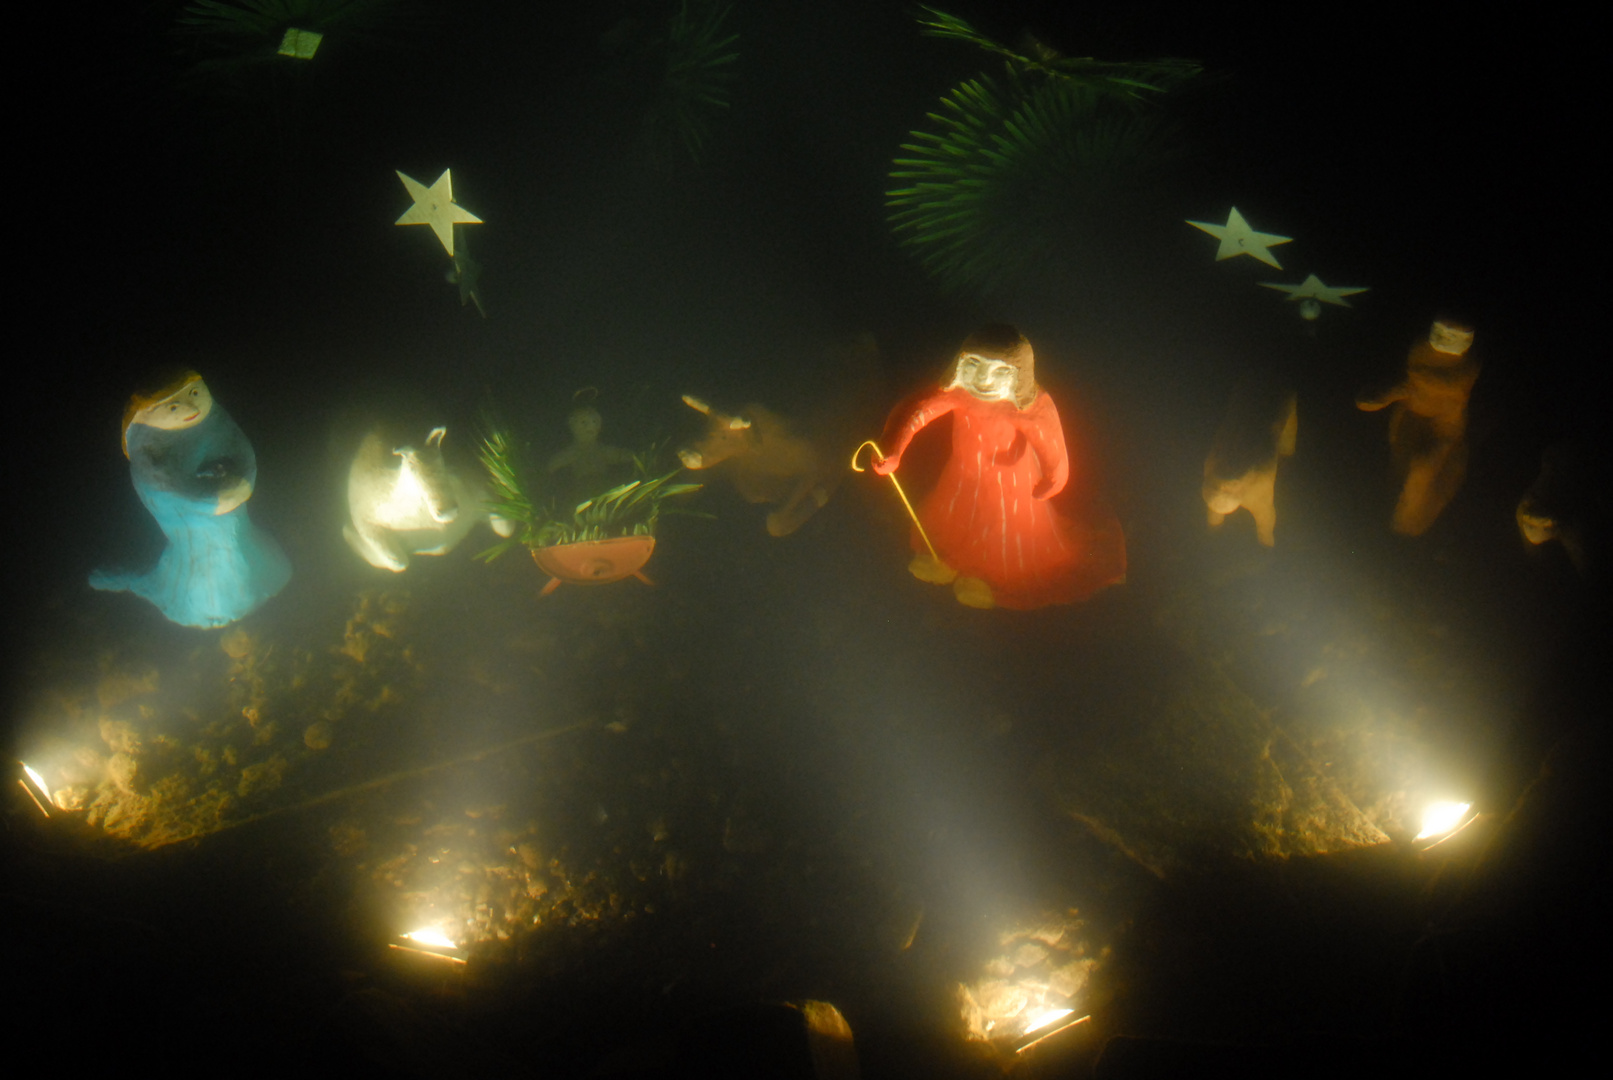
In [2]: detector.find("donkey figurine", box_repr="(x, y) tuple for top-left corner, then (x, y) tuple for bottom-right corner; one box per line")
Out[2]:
(1203, 384), (1298, 548)
(344, 426), (511, 571)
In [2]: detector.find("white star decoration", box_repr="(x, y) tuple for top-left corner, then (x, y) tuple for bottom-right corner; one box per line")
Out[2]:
(1259, 274), (1370, 308)
(395, 169), (482, 256)
(1186, 207), (1292, 269)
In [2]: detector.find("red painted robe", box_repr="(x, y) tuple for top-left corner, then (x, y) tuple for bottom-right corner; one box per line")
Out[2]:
(880, 386), (1125, 608)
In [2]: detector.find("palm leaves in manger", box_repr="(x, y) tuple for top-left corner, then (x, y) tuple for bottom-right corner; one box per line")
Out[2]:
(476, 427), (705, 562)
(888, 7), (1202, 295)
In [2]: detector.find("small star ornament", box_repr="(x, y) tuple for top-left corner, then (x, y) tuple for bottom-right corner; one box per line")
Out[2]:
(1186, 207), (1292, 269)
(1260, 274), (1369, 318)
(395, 169), (482, 256)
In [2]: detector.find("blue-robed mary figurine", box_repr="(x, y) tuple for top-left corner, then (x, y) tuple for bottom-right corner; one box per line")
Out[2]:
(90, 371), (290, 627)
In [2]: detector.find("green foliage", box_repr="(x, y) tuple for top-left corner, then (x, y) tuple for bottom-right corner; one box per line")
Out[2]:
(641, 0), (740, 165)
(888, 8), (1200, 295)
(911, 6), (1199, 101)
(476, 427), (538, 559)
(172, 0), (415, 154)
(177, 0), (405, 60)
(476, 429), (704, 562)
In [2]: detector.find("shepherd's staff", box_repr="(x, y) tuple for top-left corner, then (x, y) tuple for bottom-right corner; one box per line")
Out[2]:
(851, 440), (941, 564)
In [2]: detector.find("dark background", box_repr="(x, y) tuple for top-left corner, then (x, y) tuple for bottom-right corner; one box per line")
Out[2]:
(8, 3), (1599, 568)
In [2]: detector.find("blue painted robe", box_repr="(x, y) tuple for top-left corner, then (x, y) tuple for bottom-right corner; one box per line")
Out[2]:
(90, 404), (290, 627)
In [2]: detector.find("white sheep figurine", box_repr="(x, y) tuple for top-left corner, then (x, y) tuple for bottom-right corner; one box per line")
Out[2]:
(344, 426), (511, 571)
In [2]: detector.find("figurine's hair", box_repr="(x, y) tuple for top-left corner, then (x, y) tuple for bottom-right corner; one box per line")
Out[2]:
(121, 369), (203, 458)
(946, 324), (1039, 408)
(129, 366), (201, 403)
(960, 323), (1027, 357)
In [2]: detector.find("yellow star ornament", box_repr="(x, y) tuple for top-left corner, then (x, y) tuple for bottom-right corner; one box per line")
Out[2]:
(1259, 274), (1369, 307)
(395, 169), (482, 256)
(1186, 207), (1292, 269)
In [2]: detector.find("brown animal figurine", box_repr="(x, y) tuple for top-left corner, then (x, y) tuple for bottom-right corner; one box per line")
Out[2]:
(679, 334), (882, 537)
(1202, 383), (1298, 547)
(1357, 319), (1480, 536)
(679, 397), (837, 537)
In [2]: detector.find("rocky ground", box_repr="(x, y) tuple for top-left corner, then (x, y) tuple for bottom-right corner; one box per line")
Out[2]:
(5, 403), (1603, 1078)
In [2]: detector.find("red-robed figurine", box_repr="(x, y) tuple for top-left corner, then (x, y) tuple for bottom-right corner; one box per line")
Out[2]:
(872, 325), (1126, 609)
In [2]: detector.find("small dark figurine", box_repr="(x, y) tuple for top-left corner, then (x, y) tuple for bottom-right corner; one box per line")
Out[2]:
(547, 406), (635, 482)
(1517, 441), (1604, 577)
(1203, 381), (1298, 547)
(90, 371), (290, 627)
(1357, 319), (1479, 536)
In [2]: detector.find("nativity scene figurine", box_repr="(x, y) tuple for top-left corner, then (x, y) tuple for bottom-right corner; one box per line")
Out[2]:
(344, 425), (512, 572)
(90, 372), (291, 628)
(1357, 319), (1480, 537)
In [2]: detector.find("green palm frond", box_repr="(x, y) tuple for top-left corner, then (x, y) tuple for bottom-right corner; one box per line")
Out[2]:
(477, 427), (704, 560)
(475, 426), (543, 561)
(889, 9), (1198, 295)
(912, 5), (1199, 100)
(179, 0), (396, 35)
(643, 0), (739, 165)
(478, 425), (530, 511)
(912, 6), (1031, 67)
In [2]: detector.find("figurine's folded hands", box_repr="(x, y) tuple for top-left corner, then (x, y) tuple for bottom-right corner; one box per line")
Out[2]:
(215, 477), (253, 515)
(192, 457), (253, 514)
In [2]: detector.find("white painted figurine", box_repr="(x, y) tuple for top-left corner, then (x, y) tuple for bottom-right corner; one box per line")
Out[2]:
(344, 426), (511, 571)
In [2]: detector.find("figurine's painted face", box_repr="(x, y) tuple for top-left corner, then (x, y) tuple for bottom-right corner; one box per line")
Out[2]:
(1429, 321), (1474, 356)
(568, 407), (602, 444)
(953, 354), (1018, 402)
(1516, 503), (1557, 545)
(135, 378), (212, 430)
(1299, 299), (1321, 321)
